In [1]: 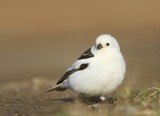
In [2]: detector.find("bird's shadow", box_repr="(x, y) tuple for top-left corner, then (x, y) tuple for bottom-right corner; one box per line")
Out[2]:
(50, 97), (76, 103)
(48, 96), (117, 105)
(80, 97), (117, 105)
(78, 93), (117, 105)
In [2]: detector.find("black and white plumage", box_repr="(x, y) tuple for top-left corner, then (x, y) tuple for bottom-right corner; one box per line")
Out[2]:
(46, 34), (126, 100)
(78, 48), (94, 60)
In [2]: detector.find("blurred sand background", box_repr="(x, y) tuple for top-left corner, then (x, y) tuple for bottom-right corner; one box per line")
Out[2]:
(0, 1), (160, 115)
(0, 0), (160, 86)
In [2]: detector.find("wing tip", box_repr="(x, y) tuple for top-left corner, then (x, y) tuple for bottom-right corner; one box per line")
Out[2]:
(45, 84), (62, 92)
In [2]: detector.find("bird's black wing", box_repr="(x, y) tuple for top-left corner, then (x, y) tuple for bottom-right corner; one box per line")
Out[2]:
(57, 63), (89, 84)
(78, 48), (94, 60)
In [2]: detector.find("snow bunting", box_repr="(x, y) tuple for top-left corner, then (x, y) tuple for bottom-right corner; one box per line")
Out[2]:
(46, 34), (126, 100)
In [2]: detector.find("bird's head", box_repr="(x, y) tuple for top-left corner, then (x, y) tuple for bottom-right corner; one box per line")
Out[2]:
(95, 34), (120, 53)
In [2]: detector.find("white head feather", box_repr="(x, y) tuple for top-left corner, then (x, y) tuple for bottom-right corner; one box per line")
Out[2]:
(95, 34), (120, 52)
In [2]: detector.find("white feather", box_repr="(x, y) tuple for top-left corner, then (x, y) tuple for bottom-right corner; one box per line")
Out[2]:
(60, 34), (126, 96)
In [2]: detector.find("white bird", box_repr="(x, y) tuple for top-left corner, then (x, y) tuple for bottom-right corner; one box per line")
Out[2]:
(46, 34), (126, 101)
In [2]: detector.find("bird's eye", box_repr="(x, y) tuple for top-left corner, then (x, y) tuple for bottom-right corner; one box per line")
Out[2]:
(106, 43), (110, 46)
(97, 44), (103, 50)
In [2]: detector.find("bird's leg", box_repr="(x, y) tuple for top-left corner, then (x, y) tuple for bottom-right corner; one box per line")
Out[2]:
(100, 96), (106, 101)
(79, 93), (92, 104)
(79, 93), (102, 104)
(79, 93), (85, 99)
(79, 93), (89, 103)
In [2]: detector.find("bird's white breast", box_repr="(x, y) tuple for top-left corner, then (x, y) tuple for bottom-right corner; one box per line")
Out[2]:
(67, 51), (126, 96)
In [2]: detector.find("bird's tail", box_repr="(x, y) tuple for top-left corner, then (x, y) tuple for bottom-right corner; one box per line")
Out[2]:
(45, 83), (66, 92)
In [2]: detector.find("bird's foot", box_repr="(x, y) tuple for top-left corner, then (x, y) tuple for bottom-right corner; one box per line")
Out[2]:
(100, 96), (106, 101)
(99, 96), (117, 104)
(79, 93), (101, 105)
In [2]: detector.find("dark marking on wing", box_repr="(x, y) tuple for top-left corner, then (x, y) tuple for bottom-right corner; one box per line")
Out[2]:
(56, 63), (89, 85)
(78, 48), (94, 60)
(79, 63), (89, 70)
